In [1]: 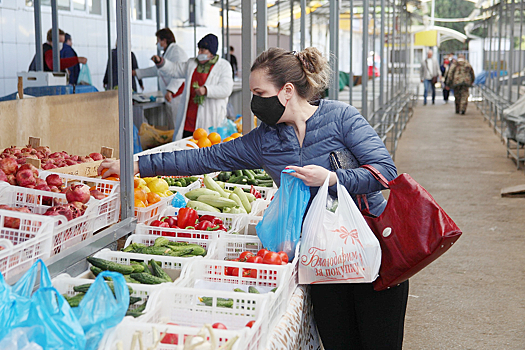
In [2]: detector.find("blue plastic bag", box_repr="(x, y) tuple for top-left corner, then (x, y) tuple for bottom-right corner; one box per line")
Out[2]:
(73, 271), (129, 350)
(133, 124), (143, 154)
(77, 64), (92, 85)
(0, 259), (86, 350)
(256, 169), (311, 260)
(172, 191), (187, 208)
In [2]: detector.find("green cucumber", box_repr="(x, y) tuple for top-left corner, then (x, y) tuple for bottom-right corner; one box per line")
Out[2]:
(149, 259), (172, 282)
(130, 273), (167, 285)
(65, 293), (85, 308)
(87, 257), (134, 275)
(186, 200), (221, 213)
(90, 266), (104, 277)
(129, 297), (142, 305)
(248, 286), (260, 294)
(233, 187), (251, 214)
(242, 170), (255, 180)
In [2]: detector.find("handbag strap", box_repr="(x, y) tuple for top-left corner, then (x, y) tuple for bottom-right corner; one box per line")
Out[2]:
(360, 164), (390, 189)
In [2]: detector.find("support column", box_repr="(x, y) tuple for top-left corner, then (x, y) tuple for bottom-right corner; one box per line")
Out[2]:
(300, 0), (306, 50)
(518, 0), (524, 99)
(242, 0), (254, 132)
(349, 0), (353, 105)
(497, 1), (503, 95)
(507, 0), (515, 102)
(165, 0), (169, 27)
(362, 0), (369, 117)
(372, 0), (376, 113)
(116, 0), (134, 220)
(33, 0), (43, 71)
(256, 0), (268, 55)
(51, 0), (60, 73)
(329, 0), (339, 100)
(290, 0), (294, 51)
(379, 0), (385, 108)
(221, 0), (226, 57)
(106, 0), (113, 88)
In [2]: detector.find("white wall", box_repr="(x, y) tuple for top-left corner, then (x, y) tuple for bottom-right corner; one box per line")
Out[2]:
(0, 0), (222, 97)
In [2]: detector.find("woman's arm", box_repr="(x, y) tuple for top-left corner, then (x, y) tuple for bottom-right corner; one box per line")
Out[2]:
(137, 129), (264, 177)
(156, 57), (189, 80)
(335, 107), (397, 194)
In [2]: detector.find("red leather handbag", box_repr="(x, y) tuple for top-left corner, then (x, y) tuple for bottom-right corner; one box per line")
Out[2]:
(357, 165), (462, 291)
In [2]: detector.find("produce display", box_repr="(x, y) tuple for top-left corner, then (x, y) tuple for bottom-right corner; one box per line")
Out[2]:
(133, 176), (173, 208)
(224, 249), (290, 278)
(185, 175), (256, 214)
(150, 211), (227, 236)
(87, 255), (176, 284)
(162, 176), (199, 188)
(0, 145), (106, 170)
(188, 128), (243, 148)
(122, 236), (207, 258)
(62, 281), (148, 318)
(215, 169), (274, 188)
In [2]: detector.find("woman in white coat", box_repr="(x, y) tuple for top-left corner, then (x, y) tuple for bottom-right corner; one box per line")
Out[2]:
(152, 34), (234, 140)
(133, 28), (188, 130)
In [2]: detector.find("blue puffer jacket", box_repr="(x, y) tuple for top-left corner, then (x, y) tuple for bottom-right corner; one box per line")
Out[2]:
(139, 99), (397, 216)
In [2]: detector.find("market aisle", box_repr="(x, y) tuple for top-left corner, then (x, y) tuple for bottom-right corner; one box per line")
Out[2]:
(393, 98), (525, 349)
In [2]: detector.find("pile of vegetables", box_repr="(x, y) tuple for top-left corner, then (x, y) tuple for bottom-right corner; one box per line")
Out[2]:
(87, 255), (175, 285)
(215, 169), (274, 187)
(162, 176), (199, 188)
(224, 249), (289, 278)
(122, 236), (207, 258)
(150, 211), (227, 236)
(62, 281), (147, 318)
(184, 175), (256, 214)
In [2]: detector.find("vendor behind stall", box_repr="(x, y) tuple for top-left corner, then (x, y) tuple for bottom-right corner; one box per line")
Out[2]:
(151, 33), (233, 140)
(133, 28), (188, 131)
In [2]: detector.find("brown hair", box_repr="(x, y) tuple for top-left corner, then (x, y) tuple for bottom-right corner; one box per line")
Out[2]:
(46, 28), (65, 43)
(155, 28), (176, 45)
(251, 47), (331, 101)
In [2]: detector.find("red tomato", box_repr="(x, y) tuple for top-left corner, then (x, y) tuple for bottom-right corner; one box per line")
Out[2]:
(245, 320), (255, 328)
(246, 256), (263, 264)
(249, 269), (257, 278)
(257, 249), (269, 259)
(212, 323), (228, 329)
(230, 267), (239, 276)
(262, 252), (282, 265)
(242, 268), (257, 278)
(277, 251), (289, 264)
(161, 231), (175, 237)
(239, 251), (255, 262)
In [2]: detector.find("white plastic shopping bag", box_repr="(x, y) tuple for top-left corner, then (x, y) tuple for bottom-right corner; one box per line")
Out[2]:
(298, 174), (381, 284)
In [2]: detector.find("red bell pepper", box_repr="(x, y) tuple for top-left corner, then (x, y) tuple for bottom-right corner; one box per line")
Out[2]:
(178, 208), (198, 229)
(161, 216), (178, 228)
(150, 220), (162, 227)
(195, 220), (215, 231)
(199, 215), (223, 226)
(250, 186), (262, 199)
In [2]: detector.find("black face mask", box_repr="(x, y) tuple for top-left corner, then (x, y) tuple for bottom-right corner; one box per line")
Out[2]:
(251, 93), (286, 126)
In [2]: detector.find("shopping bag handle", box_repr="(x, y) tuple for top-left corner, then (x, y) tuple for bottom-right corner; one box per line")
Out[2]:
(12, 259), (52, 297)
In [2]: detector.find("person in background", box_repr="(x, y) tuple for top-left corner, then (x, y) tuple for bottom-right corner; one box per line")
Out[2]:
(440, 56), (450, 104)
(28, 29), (87, 72)
(103, 43), (143, 92)
(133, 28), (188, 130)
(60, 33), (80, 85)
(420, 49), (440, 105)
(229, 46), (238, 79)
(151, 33), (233, 140)
(99, 46), (408, 350)
(446, 53), (475, 115)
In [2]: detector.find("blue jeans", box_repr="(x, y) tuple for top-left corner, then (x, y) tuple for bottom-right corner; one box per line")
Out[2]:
(423, 79), (436, 104)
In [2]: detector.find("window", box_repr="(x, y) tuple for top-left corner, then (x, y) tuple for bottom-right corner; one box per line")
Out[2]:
(133, 0), (143, 20)
(26, 0), (70, 10)
(145, 0), (152, 20)
(73, 0), (85, 11)
(89, 0), (101, 15)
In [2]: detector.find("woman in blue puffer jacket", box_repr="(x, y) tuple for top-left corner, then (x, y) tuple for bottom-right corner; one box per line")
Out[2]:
(100, 47), (409, 349)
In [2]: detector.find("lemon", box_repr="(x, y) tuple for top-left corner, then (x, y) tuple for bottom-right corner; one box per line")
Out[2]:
(138, 184), (151, 193)
(143, 177), (156, 184)
(164, 190), (174, 197)
(147, 178), (169, 194)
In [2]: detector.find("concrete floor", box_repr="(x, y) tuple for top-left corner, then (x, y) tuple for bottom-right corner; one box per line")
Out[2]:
(395, 97), (525, 349)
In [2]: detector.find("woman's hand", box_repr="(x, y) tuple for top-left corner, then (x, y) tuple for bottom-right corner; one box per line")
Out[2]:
(285, 165), (337, 187)
(195, 86), (207, 96)
(151, 55), (161, 64)
(98, 159), (139, 178)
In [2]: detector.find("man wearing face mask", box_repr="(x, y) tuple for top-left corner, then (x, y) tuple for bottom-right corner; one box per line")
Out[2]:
(133, 28), (188, 130)
(29, 29), (87, 73)
(151, 33), (234, 140)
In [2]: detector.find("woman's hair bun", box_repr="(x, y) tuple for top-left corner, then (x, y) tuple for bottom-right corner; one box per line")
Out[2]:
(297, 47), (331, 95)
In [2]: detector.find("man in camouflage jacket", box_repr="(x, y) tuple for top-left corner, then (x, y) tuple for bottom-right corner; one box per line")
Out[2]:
(446, 54), (475, 114)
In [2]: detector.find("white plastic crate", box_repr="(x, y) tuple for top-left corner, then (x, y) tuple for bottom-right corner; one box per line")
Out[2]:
(0, 184), (99, 256)
(223, 183), (277, 200)
(178, 234), (299, 334)
(124, 233), (219, 260)
(52, 273), (156, 311)
(117, 286), (270, 350)
(93, 248), (198, 285)
(39, 171), (120, 232)
(163, 206), (246, 232)
(133, 138), (198, 162)
(249, 199), (271, 217)
(0, 212), (54, 280)
(135, 195), (174, 224)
